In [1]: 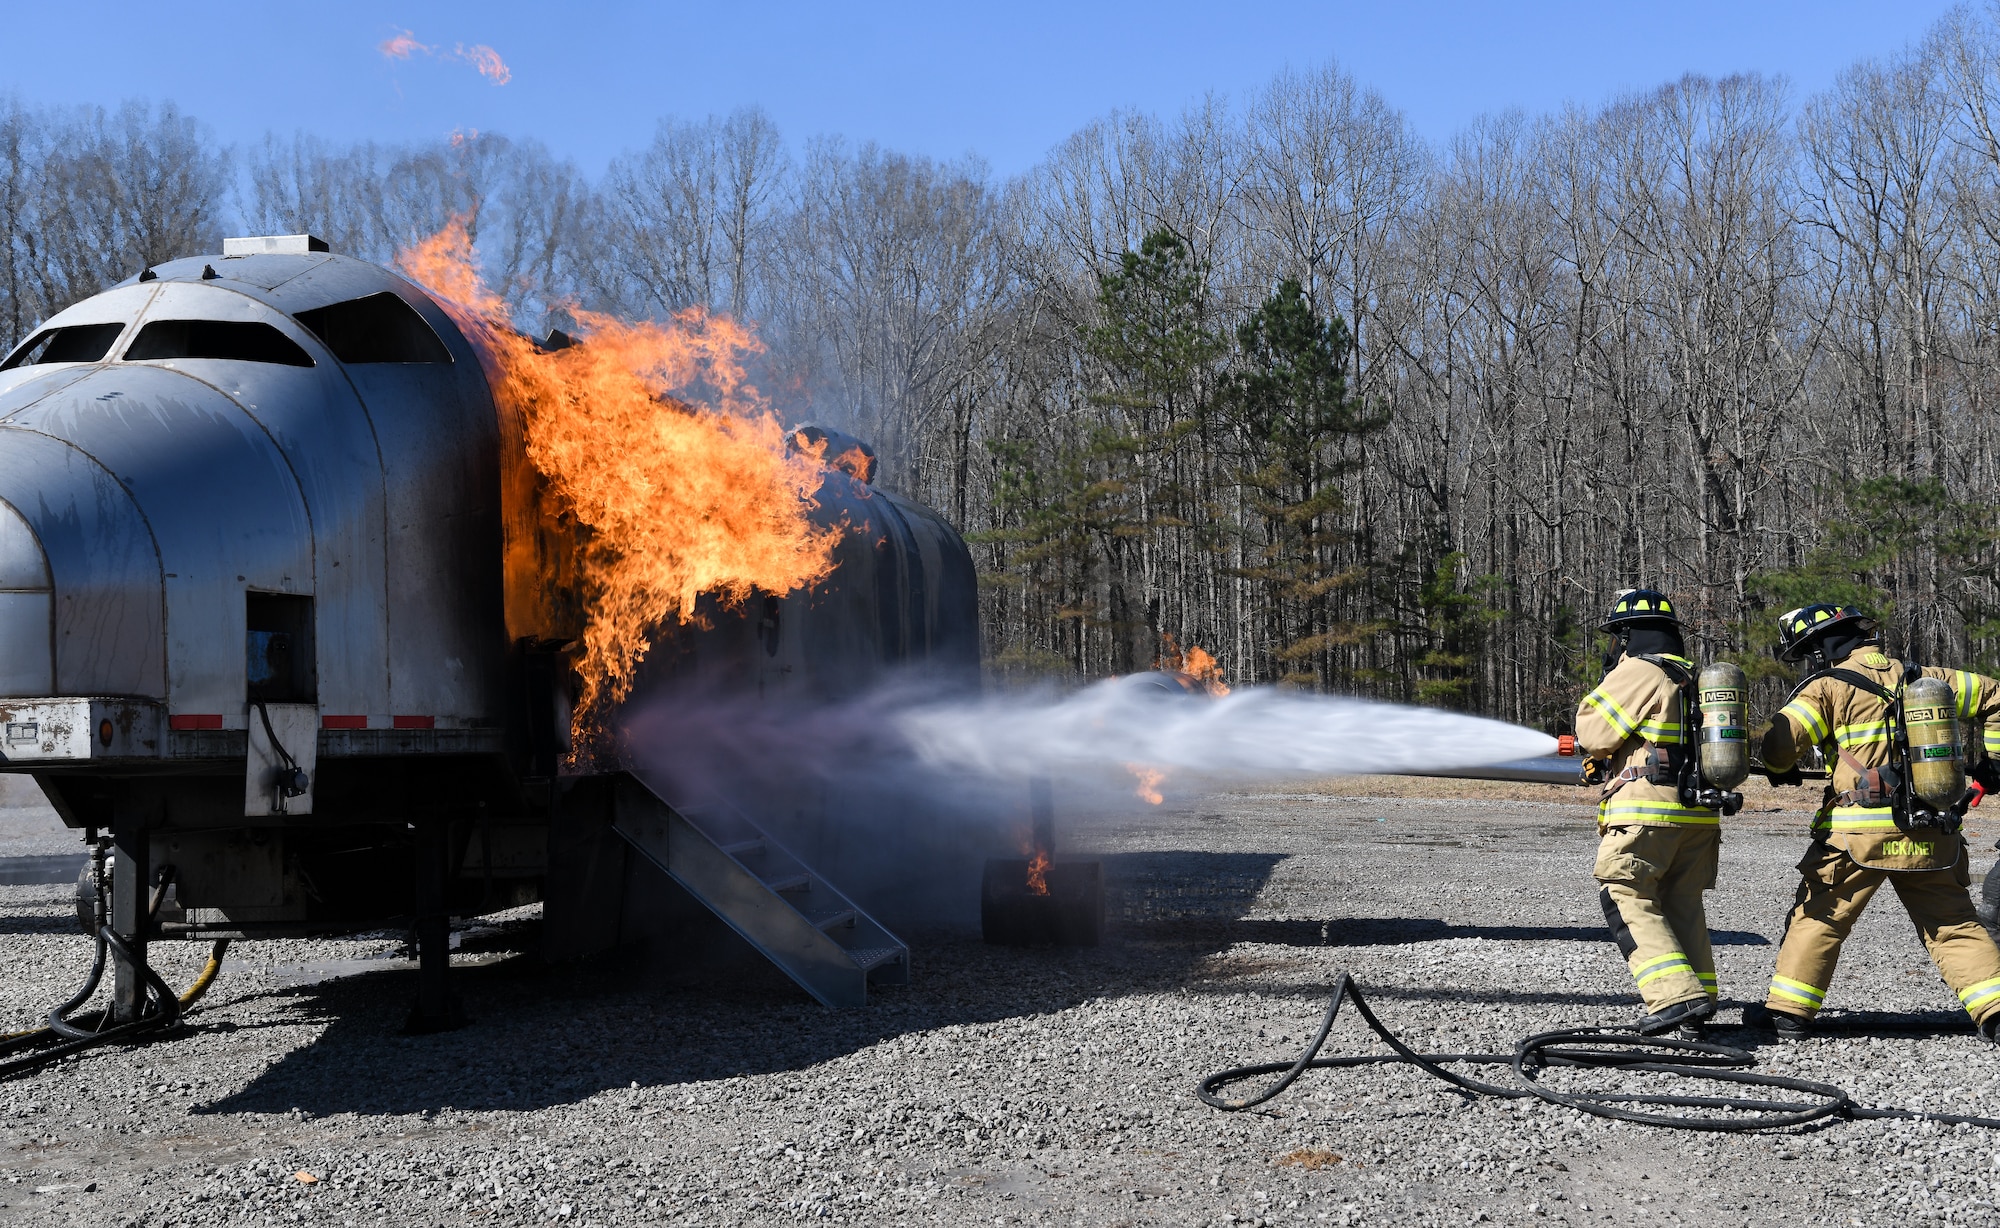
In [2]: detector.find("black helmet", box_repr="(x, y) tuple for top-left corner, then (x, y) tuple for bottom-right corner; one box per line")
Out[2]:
(1773, 603), (1877, 664)
(1599, 588), (1682, 632)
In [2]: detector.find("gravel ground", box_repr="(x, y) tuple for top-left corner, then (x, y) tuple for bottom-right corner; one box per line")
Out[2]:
(3, 782), (2000, 1226)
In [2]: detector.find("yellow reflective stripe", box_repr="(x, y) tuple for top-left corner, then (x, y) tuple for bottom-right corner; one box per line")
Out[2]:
(1696, 972), (1718, 984)
(1770, 976), (1825, 1007)
(1834, 722), (1890, 748)
(1583, 689), (1637, 738)
(1635, 961), (1695, 988)
(1780, 699), (1829, 743)
(1984, 728), (2000, 754)
(1824, 806), (1900, 829)
(1637, 719), (1684, 744)
(1959, 977), (2000, 1009)
(1633, 951), (1689, 974)
(1599, 800), (1721, 825)
(1957, 672), (1980, 720)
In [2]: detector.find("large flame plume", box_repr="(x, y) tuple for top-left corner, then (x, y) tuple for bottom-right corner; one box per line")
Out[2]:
(397, 219), (838, 719)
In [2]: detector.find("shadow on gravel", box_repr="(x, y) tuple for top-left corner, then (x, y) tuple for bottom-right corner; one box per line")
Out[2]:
(0, 913), (81, 936)
(191, 930), (1197, 1119)
(0, 854), (84, 885)
(191, 846), (1766, 1119)
(193, 849), (1295, 1118)
(1122, 917), (1769, 947)
(1712, 1009), (1974, 1040)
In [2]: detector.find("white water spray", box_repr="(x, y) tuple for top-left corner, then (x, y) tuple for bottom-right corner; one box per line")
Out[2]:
(895, 676), (1555, 785)
(631, 672), (1554, 810)
(624, 675), (1558, 924)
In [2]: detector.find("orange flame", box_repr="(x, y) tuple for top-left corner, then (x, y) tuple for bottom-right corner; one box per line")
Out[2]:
(1127, 764), (1166, 805)
(828, 445), (876, 484)
(396, 219), (838, 720)
(1155, 634), (1230, 696)
(1025, 848), (1051, 895)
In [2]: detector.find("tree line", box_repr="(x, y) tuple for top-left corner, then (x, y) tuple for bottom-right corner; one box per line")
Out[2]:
(12, 7), (2000, 730)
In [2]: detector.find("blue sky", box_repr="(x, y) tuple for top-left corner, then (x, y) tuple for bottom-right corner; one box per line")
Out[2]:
(2, 1), (1964, 177)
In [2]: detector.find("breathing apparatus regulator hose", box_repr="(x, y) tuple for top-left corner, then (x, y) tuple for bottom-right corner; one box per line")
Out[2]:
(1198, 972), (2000, 1132)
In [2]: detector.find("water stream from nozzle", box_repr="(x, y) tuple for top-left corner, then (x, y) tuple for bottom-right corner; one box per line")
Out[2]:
(894, 674), (1555, 785)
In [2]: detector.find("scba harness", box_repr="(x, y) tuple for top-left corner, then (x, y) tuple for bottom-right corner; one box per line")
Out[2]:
(1795, 661), (1964, 832)
(1609, 655), (1745, 817)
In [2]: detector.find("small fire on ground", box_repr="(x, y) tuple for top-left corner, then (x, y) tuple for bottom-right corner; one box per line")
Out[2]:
(1127, 764), (1166, 806)
(1025, 847), (1050, 896)
(1119, 635), (1229, 806)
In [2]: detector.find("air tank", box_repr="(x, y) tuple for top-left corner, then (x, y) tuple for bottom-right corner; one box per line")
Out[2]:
(1904, 675), (1966, 809)
(1696, 662), (1749, 791)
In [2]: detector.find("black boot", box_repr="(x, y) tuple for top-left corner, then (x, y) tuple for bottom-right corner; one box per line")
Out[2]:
(1980, 1014), (2000, 1045)
(1671, 1017), (1710, 1042)
(1634, 996), (1715, 1036)
(1742, 1002), (1811, 1038)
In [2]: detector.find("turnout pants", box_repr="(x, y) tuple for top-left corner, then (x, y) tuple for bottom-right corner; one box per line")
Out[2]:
(1595, 823), (1720, 1012)
(1765, 842), (2000, 1024)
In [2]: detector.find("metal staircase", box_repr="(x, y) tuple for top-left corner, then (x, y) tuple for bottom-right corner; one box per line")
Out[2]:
(608, 774), (909, 1008)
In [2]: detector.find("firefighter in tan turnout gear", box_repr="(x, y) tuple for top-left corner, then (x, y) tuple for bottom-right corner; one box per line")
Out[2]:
(1751, 603), (2000, 1040)
(1577, 589), (1743, 1035)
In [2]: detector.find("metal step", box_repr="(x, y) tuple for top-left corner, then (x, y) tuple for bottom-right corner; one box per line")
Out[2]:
(810, 908), (858, 932)
(847, 947), (904, 974)
(608, 774), (909, 1008)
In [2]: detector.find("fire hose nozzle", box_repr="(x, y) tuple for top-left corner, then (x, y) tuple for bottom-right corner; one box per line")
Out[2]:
(1556, 734), (1577, 757)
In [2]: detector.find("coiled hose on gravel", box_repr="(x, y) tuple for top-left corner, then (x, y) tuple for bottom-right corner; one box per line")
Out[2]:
(1198, 972), (2000, 1132)
(0, 905), (229, 1080)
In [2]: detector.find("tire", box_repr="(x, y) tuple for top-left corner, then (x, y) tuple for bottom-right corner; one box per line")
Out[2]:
(72, 855), (103, 937)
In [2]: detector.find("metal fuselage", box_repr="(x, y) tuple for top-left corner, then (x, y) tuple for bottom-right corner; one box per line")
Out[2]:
(0, 245), (979, 945)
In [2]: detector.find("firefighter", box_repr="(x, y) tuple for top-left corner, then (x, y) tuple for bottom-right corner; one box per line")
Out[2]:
(1750, 603), (2000, 1040)
(1577, 588), (1723, 1035)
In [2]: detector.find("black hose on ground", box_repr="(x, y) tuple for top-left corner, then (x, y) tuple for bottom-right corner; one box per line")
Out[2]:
(0, 930), (229, 1079)
(1198, 972), (2000, 1132)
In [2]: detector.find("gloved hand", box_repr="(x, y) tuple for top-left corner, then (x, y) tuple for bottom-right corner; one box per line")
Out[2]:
(1763, 763), (1804, 787)
(1969, 759), (2000, 809)
(1580, 756), (1610, 787)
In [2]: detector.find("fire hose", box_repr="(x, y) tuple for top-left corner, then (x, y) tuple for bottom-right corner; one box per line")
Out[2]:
(1198, 972), (2000, 1132)
(0, 853), (229, 1080)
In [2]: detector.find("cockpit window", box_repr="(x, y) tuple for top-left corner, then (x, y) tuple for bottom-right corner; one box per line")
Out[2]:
(293, 292), (453, 364)
(124, 320), (314, 367)
(0, 323), (124, 370)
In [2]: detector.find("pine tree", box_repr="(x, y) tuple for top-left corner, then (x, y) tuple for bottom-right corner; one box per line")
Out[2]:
(1216, 279), (1387, 686)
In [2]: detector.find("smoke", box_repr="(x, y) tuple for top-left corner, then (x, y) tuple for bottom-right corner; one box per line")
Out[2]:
(619, 674), (1555, 926)
(377, 29), (513, 85)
